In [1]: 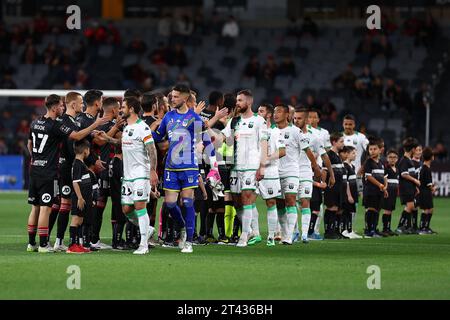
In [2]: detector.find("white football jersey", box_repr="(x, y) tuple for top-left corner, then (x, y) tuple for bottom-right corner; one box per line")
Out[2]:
(222, 113), (268, 171)
(343, 131), (369, 172)
(299, 127), (326, 174)
(122, 119), (154, 181)
(305, 126), (326, 166)
(308, 125), (331, 151)
(278, 124), (309, 178)
(265, 126), (284, 178)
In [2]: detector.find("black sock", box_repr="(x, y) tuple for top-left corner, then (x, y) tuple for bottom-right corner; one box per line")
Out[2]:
(77, 224), (83, 245)
(426, 214), (432, 229)
(374, 211), (380, 232)
(147, 201), (156, 227)
(117, 222), (125, 244)
(167, 216), (174, 243)
(48, 207), (59, 242)
(335, 214), (342, 234)
(125, 221), (133, 244)
(216, 212), (225, 238)
(38, 227), (49, 248)
(382, 214), (390, 231)
(347, 211), (353, 232)
(420, 213), (427, 229)
(133, 224), (141, 244)
(364, 210), (370, 233)
(111, 222), (118, 247)
(92, 206), (105, 244)
(398, 210), (407, 229)
(82, 223), (91, 248)
(232, 214), (241, 237)
(324, 210), (331, 234)
(412, 210), (418, 229)
(56, 210), (70, 241)
(308, 213), (318, 235)
(69, 226), (77, 246)
(207, 210), (216, 238)
(199, 201), (208, 237)
(406, 212), (412, 229)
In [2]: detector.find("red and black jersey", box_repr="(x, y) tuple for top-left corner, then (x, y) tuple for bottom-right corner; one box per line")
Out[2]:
(29, 116), (73, 179)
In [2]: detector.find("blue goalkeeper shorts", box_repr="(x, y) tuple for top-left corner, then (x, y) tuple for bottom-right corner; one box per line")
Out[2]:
(163, 169), (199, 192)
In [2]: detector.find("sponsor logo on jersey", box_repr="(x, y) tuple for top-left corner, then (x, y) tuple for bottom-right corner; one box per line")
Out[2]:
(245, 178), (251, 185)
(284, 133), (290, 139)
(182, 119), (189, 127)
(128, 129), (134, 137)
(268, 188), (273, 195)
(188, 176), (194, 183)
(305, 188), (310, 195)
(42, 193), (52, 203)
(289, 183), (294, 189)
(137, 189), (143, 197)
(248, 121), (254, 128)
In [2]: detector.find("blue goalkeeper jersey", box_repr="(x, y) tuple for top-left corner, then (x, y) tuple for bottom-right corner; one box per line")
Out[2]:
(152, 108), (215, 171)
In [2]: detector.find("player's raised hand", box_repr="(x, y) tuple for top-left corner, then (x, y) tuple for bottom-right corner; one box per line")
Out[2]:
(194, 101), (206, 114)
(114, 117), (126, 129)
(215, 106), (229, 119)
(94, 115), (109, 127)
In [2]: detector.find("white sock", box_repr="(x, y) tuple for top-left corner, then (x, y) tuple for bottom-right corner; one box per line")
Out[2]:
(276, 221), (281, 233)
(251, 204), (260, 236)
(286, 206), (298, 238)
(267, 206), (278, 238)
(293, 215), (299, 234)
(241, 205), (253, 236)
(351, 210), (357, 232)
(138, 212), (150, 247)
(301, 209), (311, 238)
(278, 209), (288, 239)
(314, 204), (324, 234)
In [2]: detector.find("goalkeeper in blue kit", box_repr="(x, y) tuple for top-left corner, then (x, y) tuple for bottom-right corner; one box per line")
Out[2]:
(152, 84), (220, 253)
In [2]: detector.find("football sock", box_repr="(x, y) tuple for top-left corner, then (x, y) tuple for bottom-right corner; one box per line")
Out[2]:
(335, 213), (342, 234)
(420, 213), (427, 229)
(56, 202), (70, 242)
(412, 209), (418, 229)
(382, 214), (390, 231)
(241, 204), (253, 236)
(166, 202), (185, 228)
(27, 224), (37, 246)
(267, 205), (278, 239)
(182, 198), (196, 242)
(38, 226), (49, 247)
(286, 206), (298, 237)
(426, 213), (432, 229)
(125, 221), (133, 244)
(314, 205), (324, 234)
(92, 199), (106, 244)
(251, 203), (260, 236)
(277, 207), (288, 239)
(78, 224), (84, 245)
(308, 213), (318, 235)
(48, 203), (59, 242)
(324, 209), (333, 234)
(199, 200), (208, 237)
(398, 210), (407, 229)
(232, 212), (241, 238)
(374, 211), (380, 231)
(406, 211), (412, 229)
(216, 211), (225, 239)
(82, 223), (91, 248)
(207, 210), (216, 238)
(348, 211), (354, 232)
(224, 201), (235, 238)
(69, 226), (77, 246)
(301, 208), (311, 238)
(136, 208), (150, 247)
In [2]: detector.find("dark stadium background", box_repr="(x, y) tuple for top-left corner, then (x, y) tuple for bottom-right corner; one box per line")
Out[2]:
(0, 0), (449, 195)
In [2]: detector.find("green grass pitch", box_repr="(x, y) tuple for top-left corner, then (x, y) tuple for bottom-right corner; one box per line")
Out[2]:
(1, 192), (449, 300)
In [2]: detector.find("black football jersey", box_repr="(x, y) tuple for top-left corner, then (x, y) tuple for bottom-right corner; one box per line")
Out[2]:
(76, 112), (98, 167)
(327, 150), (345, 184)
(419, 165), (432, 192)
(398, 156), (417, 194)
(29, 116), (73, 179)
(57, 113), (80, 164)
(71, 158), (92, 200)
(364, 158), (386, 194)
(142, 115), (158, 127)
(344, 162), (358, 200)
